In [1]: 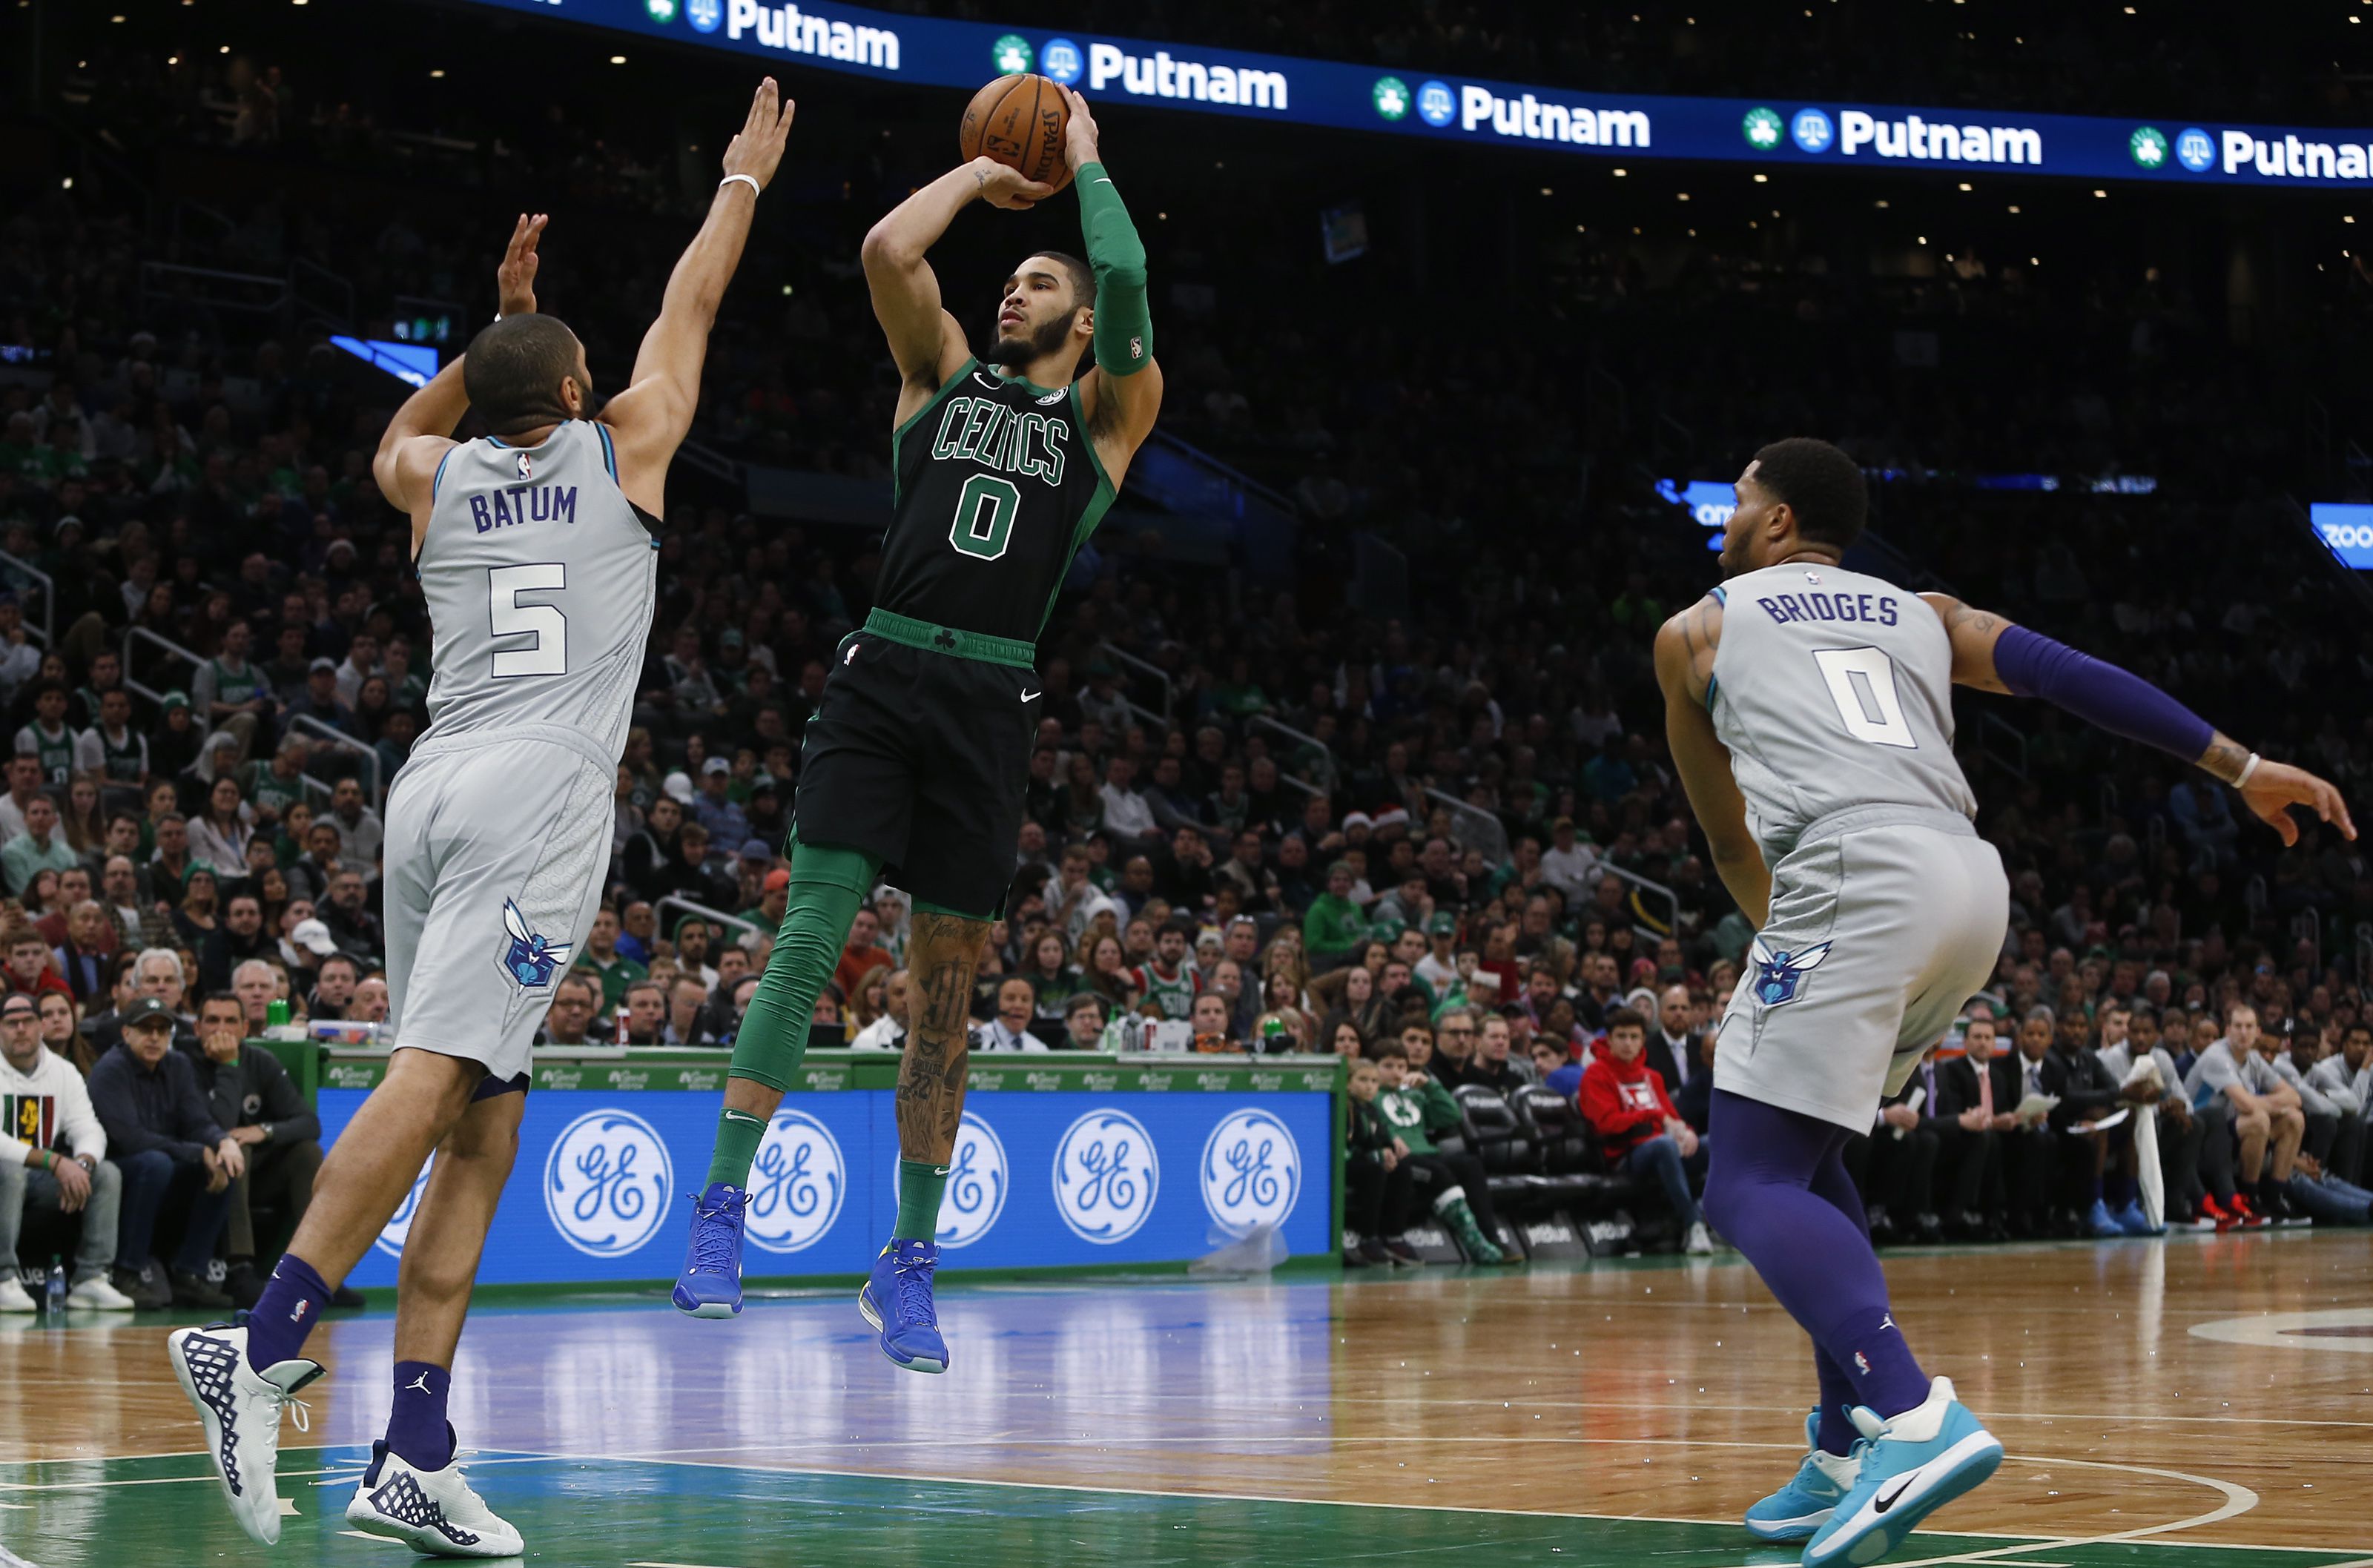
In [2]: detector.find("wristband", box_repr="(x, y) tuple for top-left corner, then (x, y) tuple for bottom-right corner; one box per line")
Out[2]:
(2236, 752), (2263, 788)
(719, 173), (761, 198)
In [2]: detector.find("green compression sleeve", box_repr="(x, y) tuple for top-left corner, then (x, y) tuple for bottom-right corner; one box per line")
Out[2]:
(723, 835), (882, 1096)
(1077, 162), (1152, 377)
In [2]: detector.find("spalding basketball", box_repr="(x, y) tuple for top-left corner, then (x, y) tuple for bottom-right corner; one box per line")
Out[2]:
(960, 73), (1073, 192)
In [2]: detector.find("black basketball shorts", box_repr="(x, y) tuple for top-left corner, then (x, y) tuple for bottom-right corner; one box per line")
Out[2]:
(791, 631), (1042, 919)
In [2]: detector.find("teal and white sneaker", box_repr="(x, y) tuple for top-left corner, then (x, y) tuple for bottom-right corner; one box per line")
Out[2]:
(1803, 1377), (2002, 1568)
(1743, 1407), (1857, 1541)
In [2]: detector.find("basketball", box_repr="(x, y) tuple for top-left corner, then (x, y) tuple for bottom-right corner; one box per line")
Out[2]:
(960, 73), (1073, 192)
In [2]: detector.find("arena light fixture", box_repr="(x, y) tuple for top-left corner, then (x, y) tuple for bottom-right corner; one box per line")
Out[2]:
(610, 55), (627, 64)
(1958, 182), (1973, 191)
(2008, 204), (2021, 213)
(1612, 168), (1628, 176)
(1754, 173), (1769, 182)
(2093, 189), (2108, 198)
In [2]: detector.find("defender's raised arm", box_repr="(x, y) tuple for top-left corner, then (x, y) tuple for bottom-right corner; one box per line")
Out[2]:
(601, 78), (795, 514)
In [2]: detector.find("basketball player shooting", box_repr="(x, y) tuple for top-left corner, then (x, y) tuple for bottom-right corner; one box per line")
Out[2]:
(166, 81), (796, 1557)
(673, 86), (1163, 1375)
(1654, 438), (2353, 1568)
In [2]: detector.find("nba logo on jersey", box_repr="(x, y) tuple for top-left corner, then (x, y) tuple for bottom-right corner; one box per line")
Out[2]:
(515, 451), (532, 481)
(1749, 939), (1832, 1007)
(498, 899), (570, 989)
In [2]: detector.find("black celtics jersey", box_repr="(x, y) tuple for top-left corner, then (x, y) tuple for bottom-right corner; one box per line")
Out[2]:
(877, 359), (1116, 644)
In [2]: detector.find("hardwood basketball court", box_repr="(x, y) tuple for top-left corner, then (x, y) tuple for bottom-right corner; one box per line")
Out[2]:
(11, 1230), (2370, 1566)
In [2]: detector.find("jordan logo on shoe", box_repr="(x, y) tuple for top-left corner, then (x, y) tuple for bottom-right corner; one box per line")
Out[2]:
(1879, 1313), (1895, 1333)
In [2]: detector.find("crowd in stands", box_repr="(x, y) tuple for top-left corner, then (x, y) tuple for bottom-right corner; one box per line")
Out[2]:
(4, 5), (2372, 1302)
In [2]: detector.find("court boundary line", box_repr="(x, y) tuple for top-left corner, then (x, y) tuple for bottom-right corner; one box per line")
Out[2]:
(19, 1442), (2343, 1558)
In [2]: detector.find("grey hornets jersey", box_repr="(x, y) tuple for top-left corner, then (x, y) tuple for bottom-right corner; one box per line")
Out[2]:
(419, 420), (656, 761)
(1708, 563), (1976, 862)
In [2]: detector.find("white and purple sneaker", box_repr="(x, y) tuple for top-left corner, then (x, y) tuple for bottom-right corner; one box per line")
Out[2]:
(346, 1437), (524, 1558)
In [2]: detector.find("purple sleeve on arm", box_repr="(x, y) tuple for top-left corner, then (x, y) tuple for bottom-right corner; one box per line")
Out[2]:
(1991, 624), (2214, 764)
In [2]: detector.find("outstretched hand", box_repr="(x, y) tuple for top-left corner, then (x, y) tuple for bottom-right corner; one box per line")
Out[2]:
(497, 213), (547, 317)
(722, 76), (796, 191)
(1061, 87), (1101, 171)
(2239, 758), (2355, 846)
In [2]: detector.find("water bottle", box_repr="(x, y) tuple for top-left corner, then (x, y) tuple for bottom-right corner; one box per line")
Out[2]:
(43, 1257), (65, 1316)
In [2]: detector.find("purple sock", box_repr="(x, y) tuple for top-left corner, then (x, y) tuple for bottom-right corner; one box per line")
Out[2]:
(1813, 1348), (1859, 1455)
(1706, 1090), (1931, 1422)
(244, 1254), (332, 1373)
(387, 1361), (455, 1471)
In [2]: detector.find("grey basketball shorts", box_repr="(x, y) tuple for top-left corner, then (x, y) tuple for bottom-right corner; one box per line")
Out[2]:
(1713, 815), (2009, 1134)
(383, 730), (615, 1084)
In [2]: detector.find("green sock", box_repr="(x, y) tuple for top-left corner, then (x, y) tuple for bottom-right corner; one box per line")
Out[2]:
(722, 834), (880, 1093)
(707, 1108), (768, 1188)
(893, 1157), (950, 1244)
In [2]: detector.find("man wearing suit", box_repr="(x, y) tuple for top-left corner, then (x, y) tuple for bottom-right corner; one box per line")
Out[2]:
(1645, 983), (1702, 1101)
(1943, 1015), (2033, 1236)
(1852, 1063), (1942, 1244)
(2032, 1005), (2148, 1235)
(1912, 1034), (1998, 1238)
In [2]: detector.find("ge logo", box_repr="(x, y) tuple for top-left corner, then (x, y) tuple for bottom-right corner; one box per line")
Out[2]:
(895, 1111), (1006, 1249)
(543, 1109), (672, 1257)
(685, 0), (722, 32)
(1200, 1108), (1302, 1239)
(375, 1153), (434, 1259)
(1052, 1108), (1159, 1244)
(746, 1108), (845, 1254)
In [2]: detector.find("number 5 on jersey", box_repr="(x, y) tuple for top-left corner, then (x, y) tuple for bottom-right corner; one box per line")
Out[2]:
(1812, 646), (1915, 748)
(489, 563), (567, 677)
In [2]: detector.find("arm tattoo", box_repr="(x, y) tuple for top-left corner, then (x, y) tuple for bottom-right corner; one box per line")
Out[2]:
(894, 912), (989, 1162)
(1944, 600), (2001, 639)
(2199, 735), (2252, 785)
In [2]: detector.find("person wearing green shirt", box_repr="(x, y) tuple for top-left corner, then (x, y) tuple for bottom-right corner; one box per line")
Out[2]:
(1304, 861), (1368, 967)
(571, 905), (647, 1027)
(1369, 1037), (1510, 1263)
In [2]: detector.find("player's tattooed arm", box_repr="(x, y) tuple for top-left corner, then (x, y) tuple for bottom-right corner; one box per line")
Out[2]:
(894, 913), (987, 1162)
(2199, 730), (2357, 846)
(1655, 600), (1770, 927)
(1918, 592), (2016, 693)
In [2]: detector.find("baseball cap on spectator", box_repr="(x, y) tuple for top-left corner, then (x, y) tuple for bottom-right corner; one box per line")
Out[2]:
(1195, 930), (1223, 953)
(289, 918), (339, 957)
(160, 692), (190, 712)
(1341, 812), (1373, 833)
(308, 657), (337, 675)
(739, 838), (773, 861)
(763, 868), (790, 893)
(53, 515), (82, 539)
(703, 757), (730, 775)
(1369, 918), (1407, 943)
(662, 770), (694, 804)
(1428, 913), (1457, 937)
(1369, 807), (1410, 833)
(122, 996), (175, 1031)
(719, 628), (744, 648)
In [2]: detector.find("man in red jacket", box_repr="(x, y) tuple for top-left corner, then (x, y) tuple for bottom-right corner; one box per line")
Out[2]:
(1580, 1006), (1714, 1254)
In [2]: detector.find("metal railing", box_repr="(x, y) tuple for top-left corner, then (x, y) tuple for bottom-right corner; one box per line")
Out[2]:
(0, 552), (53, 646)
(656, 895), (762, 948)
(288, 714), (383, 809)
(1979, 710), (2027, 781)
(1096, 640), (1173, 725)
(1248, 715), (1339, 795)
(122, 625), (203, 708)
(1597, 862), (1683, 943)
(1423, 785), (1508, 867)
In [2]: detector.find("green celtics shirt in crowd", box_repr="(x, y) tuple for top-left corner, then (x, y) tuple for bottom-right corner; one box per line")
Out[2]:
(878, 358), (1117, 648)
(1303, 890), (1367, 958)
(242, 758), (307, 820)
(1376, 1077), (1462, 1155)
(1133, 959), (1198, 1022)
(20, 720), (70, 786)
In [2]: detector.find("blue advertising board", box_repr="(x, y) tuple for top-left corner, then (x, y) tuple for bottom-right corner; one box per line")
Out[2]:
(2311, 502), (2373, 571)
(326, 1086), (1333, 1285)
(452, 0), (2373, 189)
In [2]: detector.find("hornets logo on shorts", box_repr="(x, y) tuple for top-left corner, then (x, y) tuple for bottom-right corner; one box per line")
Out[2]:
(1749, 939), (1832, 1007)
(498, 899), (571, 989)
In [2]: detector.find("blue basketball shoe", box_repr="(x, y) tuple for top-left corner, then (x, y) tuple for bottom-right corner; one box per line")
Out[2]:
(671, 1183), (749, 1319)
(857, 1240), (946, 1374)
(1743, 1407), (1858, 1541)
(1803, 1377), (2002, 1568)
